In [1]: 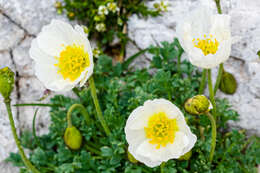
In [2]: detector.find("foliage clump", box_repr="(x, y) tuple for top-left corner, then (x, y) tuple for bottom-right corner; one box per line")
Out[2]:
(6, 39), (260, 173)
(55, 0), (165, 49)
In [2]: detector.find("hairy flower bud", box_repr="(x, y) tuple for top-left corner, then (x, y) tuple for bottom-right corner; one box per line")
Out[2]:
(220, 71), (237, 95)
(0, 67), (15, 100)
(178, 150), (192, 161)
(184, 95), (211, 115)
(257, 50), (260, 58)
(127, 150), (138, 164)
(64, 126), (82, 150)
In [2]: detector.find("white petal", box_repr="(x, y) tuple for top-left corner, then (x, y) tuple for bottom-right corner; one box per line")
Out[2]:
(29, 38), (56, 65)
(37, 20), (75, 57)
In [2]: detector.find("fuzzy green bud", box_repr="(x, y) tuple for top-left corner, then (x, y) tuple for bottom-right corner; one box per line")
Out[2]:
(127, 151), (138, 164)
(178, 151), (192, 161)
(184, 95), (210, 115)
(64, 126), (82, 150)
(219, 71), (237, 95)
(257, 50), (260, 58)
(0, 67), (15, 100)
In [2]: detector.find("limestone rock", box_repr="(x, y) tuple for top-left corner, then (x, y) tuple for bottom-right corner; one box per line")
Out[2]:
(12, 37), (34, 76)
(0, 14), (24, 51)
(0, 0), (68, 35)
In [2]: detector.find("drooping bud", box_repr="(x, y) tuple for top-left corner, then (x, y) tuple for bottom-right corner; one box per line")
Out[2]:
(178, 151), (192, 161)
(184, 95), (211, 115)
(64, 126), (82, 150)
(127, 150), (138, 164)
(0, 67), (15, 100)
(219, 71), (237, 95)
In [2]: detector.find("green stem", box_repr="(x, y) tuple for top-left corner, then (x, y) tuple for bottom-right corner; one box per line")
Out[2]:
(206, 112), (217, 163)
(199, 69), (207, 94)
(207, 69), (217, 119)
(214, 63), (224, 95)
(177, 49), (184, 76)
(32, 109), (43, 149)
(160, 162), (165, 173)
(4, 99), (40, 173)
(85, 144), (101, 155)
(67, 104), (91, 127)
(214, 0), (222, 14)
(89, 76), (111, 136)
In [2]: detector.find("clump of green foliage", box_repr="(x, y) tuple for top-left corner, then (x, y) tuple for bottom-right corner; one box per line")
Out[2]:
(55, 0), (165, 50)
(7, 39), (260, 173)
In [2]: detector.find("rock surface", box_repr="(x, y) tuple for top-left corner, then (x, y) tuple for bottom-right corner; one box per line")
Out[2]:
(0, 0), (259, 172)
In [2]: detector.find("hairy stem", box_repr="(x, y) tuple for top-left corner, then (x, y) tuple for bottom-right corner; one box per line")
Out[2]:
(89, 76), (111, 136)
(213, 0), (224, 94)
(67, 103), (91, 127)
(207, 69), (217, 119)
(199, 69), (207, 94)
(214, 0), (222, 14)
(214, 63), (224, 95)
(160, 162), (165, 173)
(206, 112), (217, 163)
(4, 99), (40, 173)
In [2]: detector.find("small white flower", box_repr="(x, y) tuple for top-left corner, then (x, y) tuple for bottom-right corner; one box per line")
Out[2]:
(107, 2), (119, 13)
(154, 1), (169, 12)
(29, 20), (93, 91)
(95, 23), (106, 32)
(176, 6), (232, 69)
(98, 5), (109, 16)
(125, 99), (197, 167)
(93, 48), (101, 58)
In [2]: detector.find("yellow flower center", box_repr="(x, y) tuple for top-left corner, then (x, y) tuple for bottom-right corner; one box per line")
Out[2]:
(55, 44), (90, 81)
(193, 35), (219, 56)
(144, 112), (179, 149)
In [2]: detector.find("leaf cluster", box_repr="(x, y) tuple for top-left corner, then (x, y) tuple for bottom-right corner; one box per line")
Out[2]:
(6, 39), (260, 173)
(55, 0), (160, 47)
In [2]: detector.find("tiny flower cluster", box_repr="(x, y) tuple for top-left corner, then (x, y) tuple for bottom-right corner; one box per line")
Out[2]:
(96, 2), (119, 32)
(154, 1), (169, 13)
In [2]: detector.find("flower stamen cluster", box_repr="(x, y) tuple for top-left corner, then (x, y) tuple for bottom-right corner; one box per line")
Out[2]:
(145, 112), (179, 149)
(193, 35), (219, 56)
(55, 44), (90, 81)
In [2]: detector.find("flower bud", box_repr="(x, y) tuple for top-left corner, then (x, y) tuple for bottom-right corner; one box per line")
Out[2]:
(178, 151), (192, 161)
(0, 67), (15, 100)
(257, 50), (260, 58)
(64, 126), (82, 150)
(127, 150), (138, 164)
(219, 71), (237, 95)
(184, 95), (210, 115)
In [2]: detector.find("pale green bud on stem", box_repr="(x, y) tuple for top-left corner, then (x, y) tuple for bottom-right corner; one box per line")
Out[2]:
(64, 126), (83, 150)
(184, 95), (210, 115)
(65, 103), (91, 150)
(219, 70), (237, 95)
(0, 67), (15, 101)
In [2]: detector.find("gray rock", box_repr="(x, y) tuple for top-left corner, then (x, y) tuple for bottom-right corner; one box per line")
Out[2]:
(13, 37), (35, 76)
(0, 162), (19, 173)
(0, 0), (68, 35)
(0, 14), (24, 51)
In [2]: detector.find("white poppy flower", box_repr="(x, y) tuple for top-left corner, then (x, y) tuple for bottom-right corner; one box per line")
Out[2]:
(29, 20), (93, 91)
(176, 6), (232, 69)
(125, 99), (197, 167)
